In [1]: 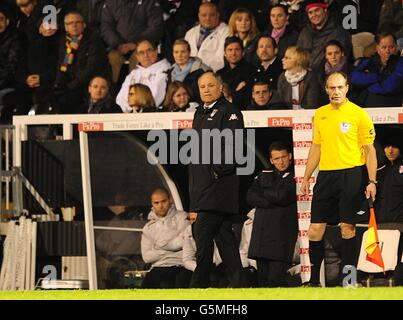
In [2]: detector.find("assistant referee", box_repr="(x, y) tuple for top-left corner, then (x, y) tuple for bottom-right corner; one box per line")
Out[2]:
(300, 72), (377, 286)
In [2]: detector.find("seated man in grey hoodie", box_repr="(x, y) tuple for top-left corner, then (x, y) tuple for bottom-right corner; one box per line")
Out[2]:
(141, 187), (190, 288)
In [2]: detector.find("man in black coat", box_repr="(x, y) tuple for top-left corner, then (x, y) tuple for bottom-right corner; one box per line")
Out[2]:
(217, 36), (255, 110)
(252, 34), (283, 89)
(376, 139), (403, 224)
(375, 138), (403, 286)
(189, 71), (244, 288)
(247, 141), (298, 287)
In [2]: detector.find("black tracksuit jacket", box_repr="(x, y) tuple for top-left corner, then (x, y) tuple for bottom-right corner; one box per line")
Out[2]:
(189, 97), (244, 214)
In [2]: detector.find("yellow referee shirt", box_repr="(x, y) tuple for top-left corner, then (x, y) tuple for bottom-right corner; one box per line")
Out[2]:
(313, 99), (375, 170)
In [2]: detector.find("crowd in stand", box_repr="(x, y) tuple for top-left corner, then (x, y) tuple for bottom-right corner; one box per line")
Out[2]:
(0, 0), (402, 289)
(0, 0), (402, 123)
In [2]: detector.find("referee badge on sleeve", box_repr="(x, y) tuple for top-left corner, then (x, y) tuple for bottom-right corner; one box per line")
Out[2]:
(399, 165), (403, 174)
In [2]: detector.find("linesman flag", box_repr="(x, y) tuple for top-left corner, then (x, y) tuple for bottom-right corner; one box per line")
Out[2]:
(365, 199), (385, 272)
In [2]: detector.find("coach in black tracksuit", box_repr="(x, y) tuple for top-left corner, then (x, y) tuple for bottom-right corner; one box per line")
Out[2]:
(247, 141), (298, 287)
(189, 71), (244, 288)
(375, 140), (403, 286)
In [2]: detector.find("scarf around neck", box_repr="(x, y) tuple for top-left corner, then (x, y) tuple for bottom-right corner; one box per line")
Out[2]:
(271, 25), (287, 44)
(171, 58), (194, 81)
(285, 69), (307, 86)
(60, 34), (82, 72)
(325, 56), (347, 75)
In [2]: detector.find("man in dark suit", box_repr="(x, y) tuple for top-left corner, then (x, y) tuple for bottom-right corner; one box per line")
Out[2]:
(189, 71), (244, 288)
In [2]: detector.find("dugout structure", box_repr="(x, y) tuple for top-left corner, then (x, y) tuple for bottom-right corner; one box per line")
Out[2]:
(12, 108), (403, 289)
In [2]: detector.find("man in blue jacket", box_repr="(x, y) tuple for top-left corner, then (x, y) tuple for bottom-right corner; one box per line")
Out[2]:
(351, 32), (403, 107)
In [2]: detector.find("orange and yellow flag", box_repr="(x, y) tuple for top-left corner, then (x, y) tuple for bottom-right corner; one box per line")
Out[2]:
(365, 202), (385, 272)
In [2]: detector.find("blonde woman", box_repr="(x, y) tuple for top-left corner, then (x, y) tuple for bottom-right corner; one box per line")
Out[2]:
(277, 46), (320, 109)
(127, 83), (158, 113)
(228, 8), (260, 63)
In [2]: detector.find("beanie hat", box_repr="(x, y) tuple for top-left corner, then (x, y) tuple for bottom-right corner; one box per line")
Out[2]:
(304, 0), (328, 12)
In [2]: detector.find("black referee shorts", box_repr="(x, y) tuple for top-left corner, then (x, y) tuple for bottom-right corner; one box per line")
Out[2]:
(311, 166), (368, 225)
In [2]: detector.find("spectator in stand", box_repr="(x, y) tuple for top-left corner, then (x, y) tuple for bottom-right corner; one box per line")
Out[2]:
(52, 11), (110, 114)
(127, 83), (161, 113)
(116, 39), (170, 113)
(159, 0), (202, 62)
(101, 0), (164, 83)
(221, 81), (233, 103)
(252, 34), (283, 89)
(246, 81), (284, 110)
(162, 81), (197, 112)
(274, 0), (307, 32)
(267, 4), (298, 60)
(277, 46), (320, 109)
(351, 32), (403, 107)
(167, 39), (210, 102)
(247, 141), (298, 287)
(1, 1), (59, 120)
(317, 40), (352, 105)
(141, 187), (190, 288)
(378, 0), (403, 47)
(227, 8), (260, 64)
(296, 0), (352, 70)
(216, 0), (271, 31)
(217, 36), (254, 109)
(184, 2), (228, 72)
(75, 0), (105, 29)
(0, 1), (17, 28)
(80, 76), (121, 114)
(0, 6), (19, 115)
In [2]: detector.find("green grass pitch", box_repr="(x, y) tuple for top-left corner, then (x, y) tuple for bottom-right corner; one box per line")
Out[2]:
(0, 287), (402, 300)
